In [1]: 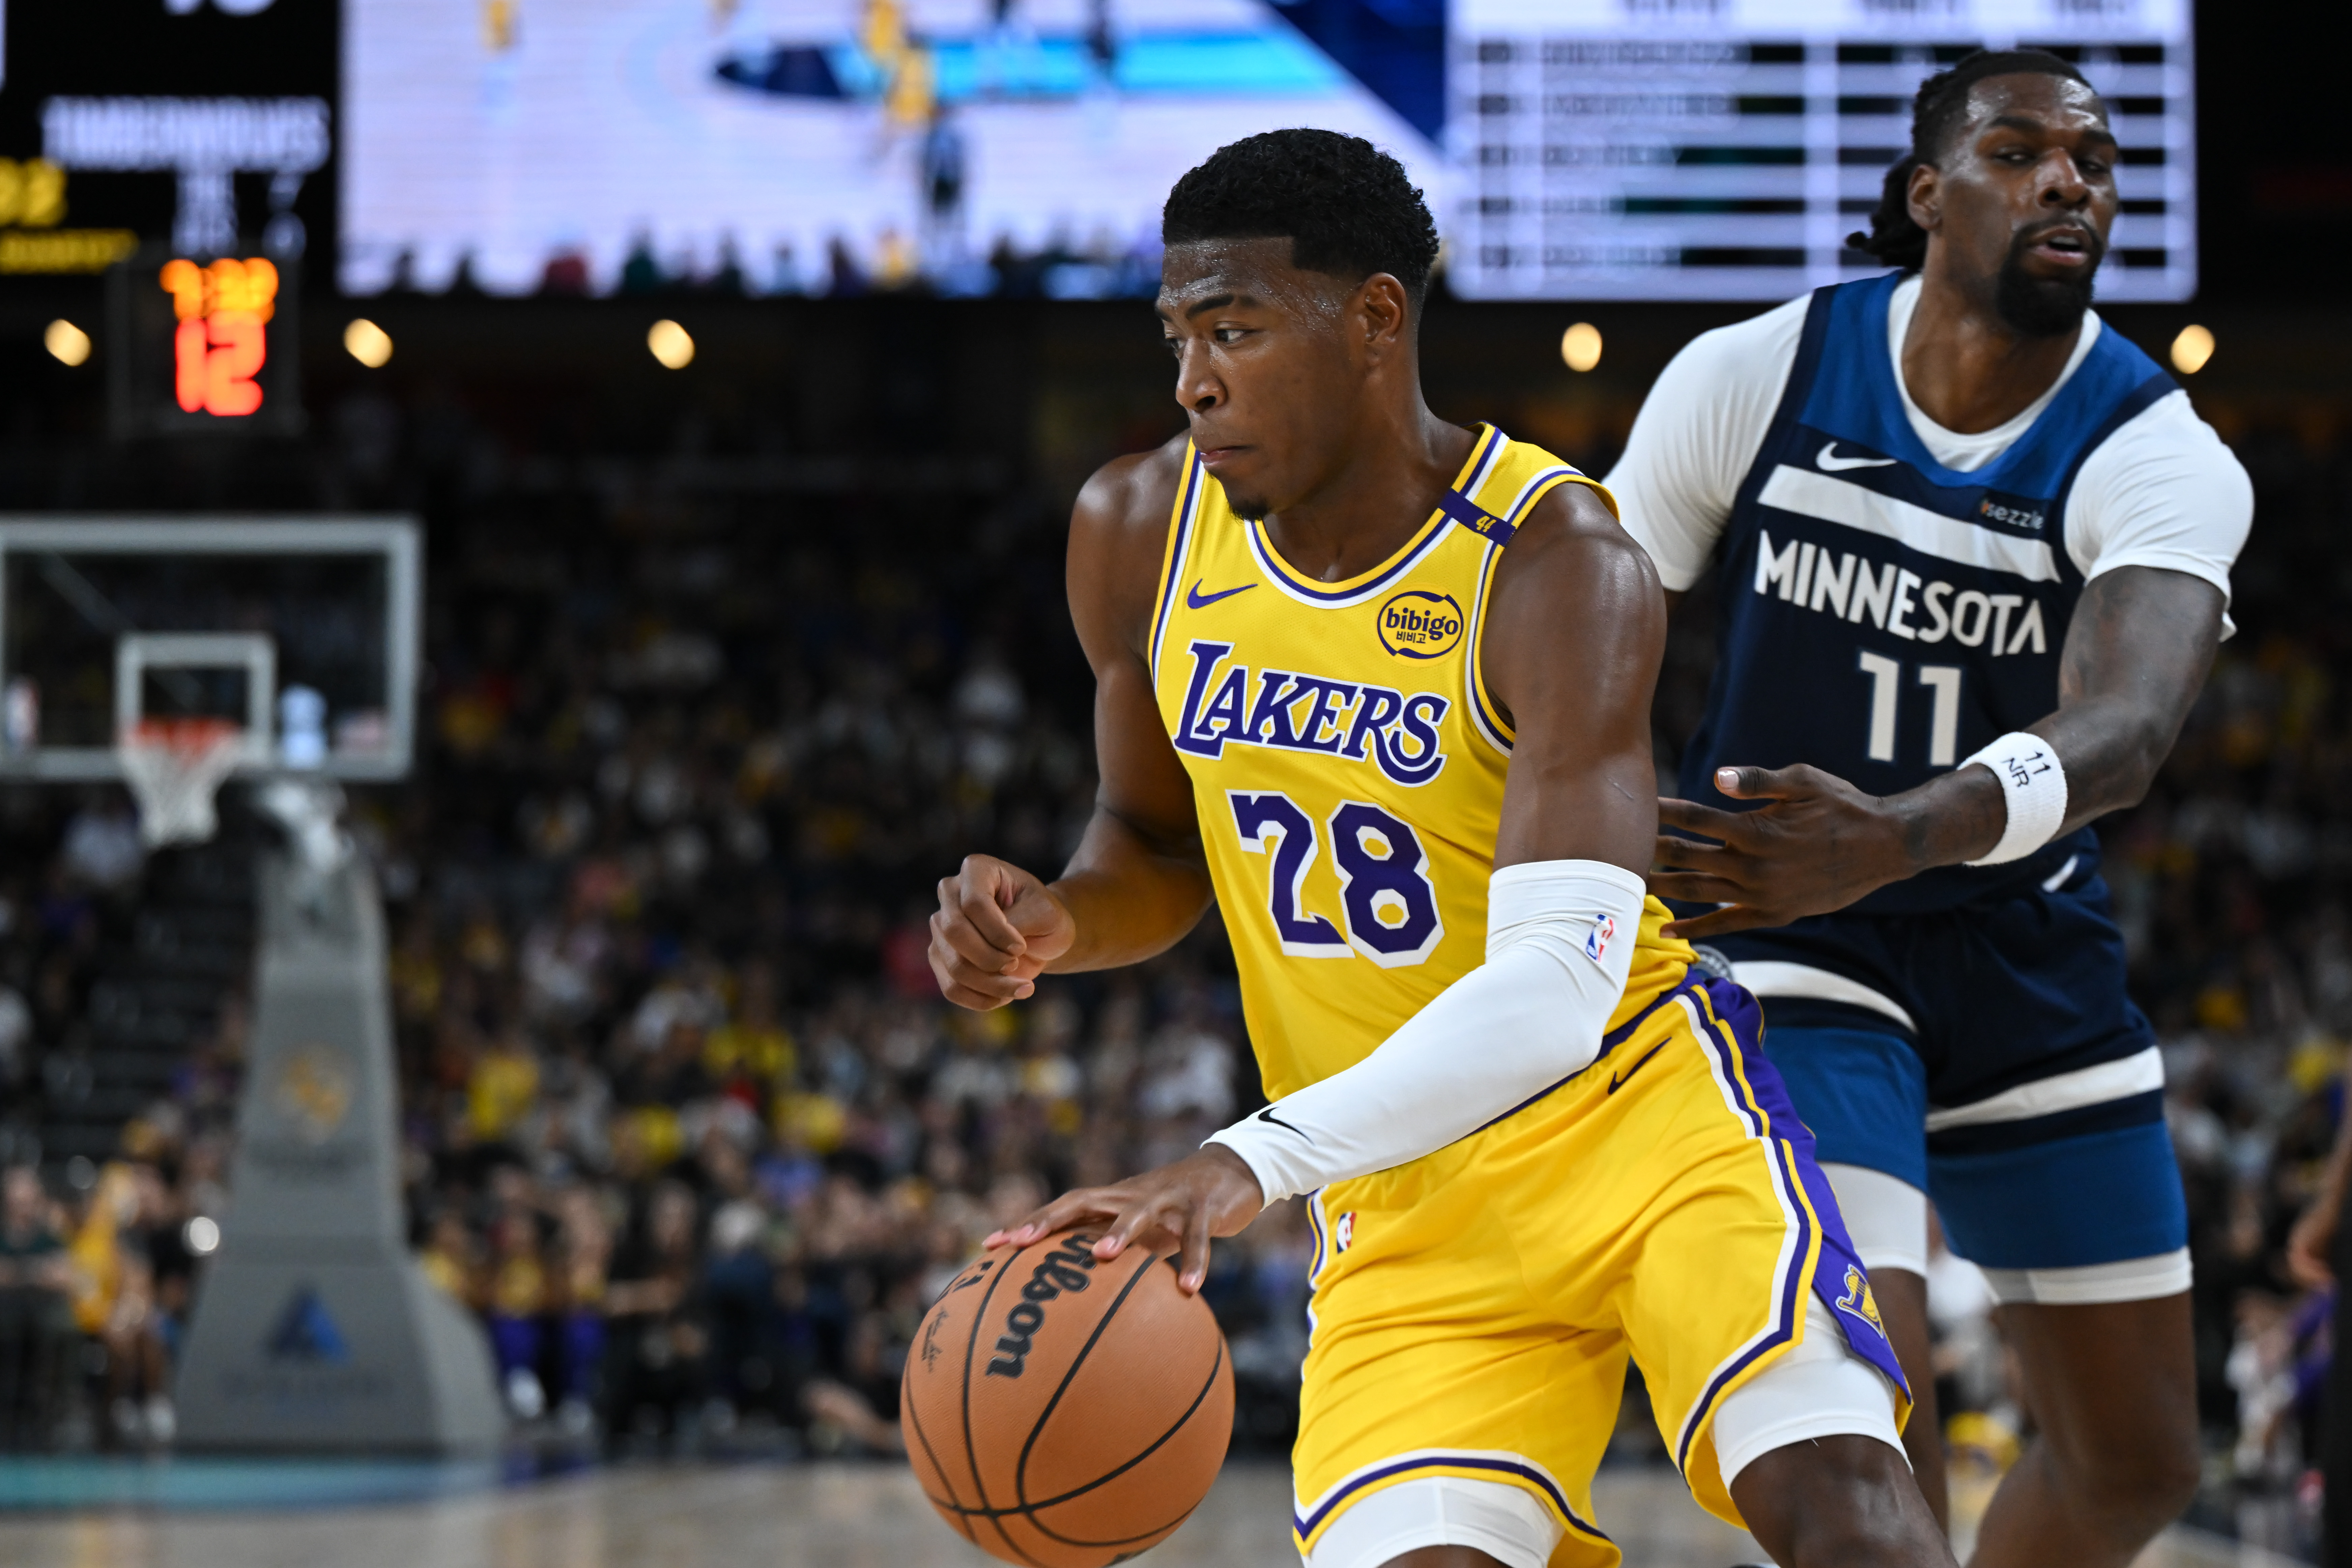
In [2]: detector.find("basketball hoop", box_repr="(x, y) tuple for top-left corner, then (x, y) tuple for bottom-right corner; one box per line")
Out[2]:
(117, 718), (245, 847)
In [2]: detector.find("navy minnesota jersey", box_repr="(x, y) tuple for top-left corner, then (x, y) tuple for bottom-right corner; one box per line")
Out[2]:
(1680, 273), (2178, 913)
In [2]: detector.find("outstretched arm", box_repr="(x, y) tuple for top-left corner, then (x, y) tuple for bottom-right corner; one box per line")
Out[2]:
(928, 441), (1214, 1008)
(2290, 1107), (2352, 1288)
(1650, 565), (2224, 939)
(991, 482), (1668, 1285)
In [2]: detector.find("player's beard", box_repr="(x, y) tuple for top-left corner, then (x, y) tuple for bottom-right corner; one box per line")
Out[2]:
(1993, 228), (2103, 338)
(1225, 493), (1271, 523)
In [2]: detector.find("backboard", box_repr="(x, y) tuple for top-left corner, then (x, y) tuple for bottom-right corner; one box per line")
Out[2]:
(0, 518), (420, 782)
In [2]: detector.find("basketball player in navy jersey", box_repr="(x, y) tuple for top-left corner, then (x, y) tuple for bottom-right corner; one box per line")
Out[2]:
(1611, 50), (2251, 1568)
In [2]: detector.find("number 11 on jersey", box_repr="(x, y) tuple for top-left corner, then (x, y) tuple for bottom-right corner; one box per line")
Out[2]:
(1858, 650), (1963, 768)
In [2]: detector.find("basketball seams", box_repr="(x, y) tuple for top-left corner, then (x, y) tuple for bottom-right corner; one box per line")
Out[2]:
(955, 1249), (1050, 1568)
(902, 1345), (978, 1543)
(1016, 1335), (1231, 1550)
(1010, 1248), (1159, 1510)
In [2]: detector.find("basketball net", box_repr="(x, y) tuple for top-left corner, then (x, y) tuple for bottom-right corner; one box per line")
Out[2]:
(117, 718), (245, 848)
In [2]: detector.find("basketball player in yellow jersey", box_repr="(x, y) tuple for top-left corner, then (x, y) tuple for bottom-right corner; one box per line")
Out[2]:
(930, 131), (1951, 1568)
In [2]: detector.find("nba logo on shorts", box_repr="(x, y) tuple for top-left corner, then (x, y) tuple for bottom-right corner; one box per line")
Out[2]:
(1585, 914), (1616, 963)
(1333, 1212), (1356, 1255)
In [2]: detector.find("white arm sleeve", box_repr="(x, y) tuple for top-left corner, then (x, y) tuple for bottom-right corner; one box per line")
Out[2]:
(1206, 859), (1649, 1207)
(1605, 294), (1808, 592)
(2063, 390), (2253, 636)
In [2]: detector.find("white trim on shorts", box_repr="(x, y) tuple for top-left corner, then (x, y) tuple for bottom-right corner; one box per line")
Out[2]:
(1819, 1164), (2191, 1303)
(1300, 1474), (1560, 1568)
(1729, 961), (1917, 1032)
(1820, 1162), (1928, 1276)
(1732, 965), (2181, 1303)
(1978, 1248), (2192, 1306)
(1923, 1046), (2165, 1131)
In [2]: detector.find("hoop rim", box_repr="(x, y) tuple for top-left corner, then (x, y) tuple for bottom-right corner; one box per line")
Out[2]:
(122, 715), (248, 751)
(117, 716), (246, 848)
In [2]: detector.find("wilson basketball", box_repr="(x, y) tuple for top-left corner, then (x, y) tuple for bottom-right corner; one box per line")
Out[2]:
(900, 1228), (1235, 1566)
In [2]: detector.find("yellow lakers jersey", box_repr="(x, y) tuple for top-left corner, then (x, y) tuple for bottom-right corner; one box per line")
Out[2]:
(1150, 424), (1694, 1099)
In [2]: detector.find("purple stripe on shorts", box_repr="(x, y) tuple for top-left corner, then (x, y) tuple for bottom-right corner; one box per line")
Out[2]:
(1696, 978), (1913, 1413)
(1294, 1453), (1610, 1546)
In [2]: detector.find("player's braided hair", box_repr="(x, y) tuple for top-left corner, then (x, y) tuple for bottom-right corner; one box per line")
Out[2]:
(1848, 48), (2095, 272)
(1163, 129), (1441, 303)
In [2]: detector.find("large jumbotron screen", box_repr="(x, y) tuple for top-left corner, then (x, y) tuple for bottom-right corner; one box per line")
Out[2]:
(338, 0), (1444, 299)
(339, 0), (2197, 302)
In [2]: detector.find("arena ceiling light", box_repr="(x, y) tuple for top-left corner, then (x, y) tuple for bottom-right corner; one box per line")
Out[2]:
(1560, 322), (1602, 373)
(344, 317), (393, 368)
(648, 319), (695, 369)
(44, 319), (90, 366)
(2170, 324), (2214, 375)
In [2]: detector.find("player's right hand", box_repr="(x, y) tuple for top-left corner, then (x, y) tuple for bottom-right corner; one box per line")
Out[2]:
(930, 853), (1077, 1010)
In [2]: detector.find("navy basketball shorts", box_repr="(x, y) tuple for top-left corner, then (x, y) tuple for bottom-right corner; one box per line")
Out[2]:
(1706, 860), (2189, 1306)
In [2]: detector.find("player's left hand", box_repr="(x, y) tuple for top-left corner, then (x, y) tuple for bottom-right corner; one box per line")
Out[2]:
(2288, 1197), (2340, 1288)
(982, 1146), (1265, 1296)
(1650, 763), (1915, 939)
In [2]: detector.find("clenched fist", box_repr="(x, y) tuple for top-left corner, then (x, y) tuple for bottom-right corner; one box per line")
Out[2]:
(929, 853), (1078, 1009)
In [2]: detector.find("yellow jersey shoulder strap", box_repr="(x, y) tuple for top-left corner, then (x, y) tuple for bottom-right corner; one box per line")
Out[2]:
(1433, 480), (1521, 547)
(1456, 434), (1616, 548)
(1461, 436), (1617, 748)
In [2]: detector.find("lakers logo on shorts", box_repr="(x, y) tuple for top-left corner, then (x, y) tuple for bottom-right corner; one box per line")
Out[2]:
(1836, 1264), (1888, 1340)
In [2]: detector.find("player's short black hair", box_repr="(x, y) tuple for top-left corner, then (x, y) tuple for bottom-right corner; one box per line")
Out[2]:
(1161, 129), (1441, 304)
(1848, 49), (2097, 272)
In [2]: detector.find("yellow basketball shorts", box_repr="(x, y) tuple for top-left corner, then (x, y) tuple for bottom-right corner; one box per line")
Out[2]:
(1289, 973), (1911, 1568)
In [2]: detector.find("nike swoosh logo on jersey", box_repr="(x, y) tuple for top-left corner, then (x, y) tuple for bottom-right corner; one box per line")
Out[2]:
(1817, 441), (1897, 472)
(1607, 1043), (1666, 1095)
(1256, 1106), (1312, 1142)
(1186, 579), (1256, 609)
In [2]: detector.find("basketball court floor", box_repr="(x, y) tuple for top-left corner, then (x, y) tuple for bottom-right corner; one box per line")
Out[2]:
(0, 1459), (2306, 1568)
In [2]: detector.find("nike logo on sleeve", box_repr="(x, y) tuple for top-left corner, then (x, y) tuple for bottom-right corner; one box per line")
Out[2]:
(1256, 1106), (1312, 1141)
(1816, 441), (1897, 472)
(1186, 580), (1256, 609)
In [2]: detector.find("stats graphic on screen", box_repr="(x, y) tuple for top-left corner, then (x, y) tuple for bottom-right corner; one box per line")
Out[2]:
(1447, 0), (2196, 302)
(341, 0), (2194, 303)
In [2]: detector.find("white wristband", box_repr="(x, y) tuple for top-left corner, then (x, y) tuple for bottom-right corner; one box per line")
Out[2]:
(1960, 731), (2068, 866)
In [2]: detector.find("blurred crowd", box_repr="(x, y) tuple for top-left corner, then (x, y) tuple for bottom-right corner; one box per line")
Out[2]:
(0, 362), (2340, 1559)
(0, 439), (1310, 1456)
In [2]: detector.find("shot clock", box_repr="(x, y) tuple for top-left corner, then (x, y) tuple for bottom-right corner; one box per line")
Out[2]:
(161, 256), (277, 418)
(109, 243), (304, 438)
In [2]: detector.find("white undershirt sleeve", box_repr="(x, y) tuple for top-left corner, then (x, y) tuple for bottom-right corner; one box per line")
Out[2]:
(2063, 390), (2252, 636)
(1206, 859), (1649, 1207)
(1604, 295), (1807, 592)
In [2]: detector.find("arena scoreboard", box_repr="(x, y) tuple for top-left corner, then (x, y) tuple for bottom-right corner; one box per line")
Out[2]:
(1446, 0), (2196, 302)
(0, 2), (334, 274)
